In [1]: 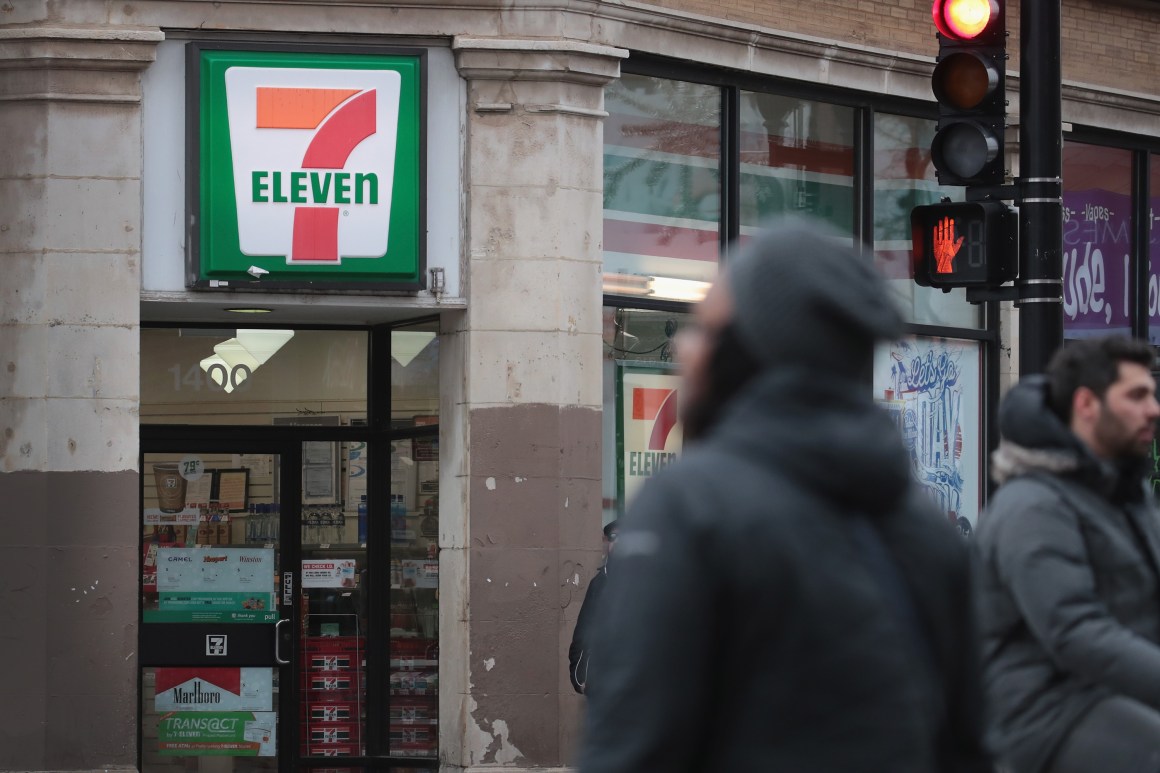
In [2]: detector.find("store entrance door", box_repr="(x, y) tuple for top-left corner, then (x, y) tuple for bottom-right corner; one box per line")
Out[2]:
(140, 446), (293, 772)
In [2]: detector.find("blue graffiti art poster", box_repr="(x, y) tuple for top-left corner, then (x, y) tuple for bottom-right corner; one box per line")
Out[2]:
(873, 337), (981, 534)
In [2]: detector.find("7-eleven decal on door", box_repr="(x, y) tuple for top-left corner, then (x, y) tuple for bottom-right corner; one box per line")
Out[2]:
(193, 49), (422, 286)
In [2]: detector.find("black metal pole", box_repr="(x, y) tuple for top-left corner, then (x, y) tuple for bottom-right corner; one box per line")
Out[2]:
(1017, 0), (1064, 375)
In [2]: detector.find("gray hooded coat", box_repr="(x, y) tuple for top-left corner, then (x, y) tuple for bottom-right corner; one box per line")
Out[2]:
(974, 375), (1160, 773)
(578, 219), (990, 773)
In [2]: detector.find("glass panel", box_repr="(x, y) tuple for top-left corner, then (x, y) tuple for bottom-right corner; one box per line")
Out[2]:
(143, 453), (279, 623)
(603, 73), (721, 302)
(1062, 142), (1134, 339)
(873, 336), (982, 535)
(1148, 154), (1160, 344)
(739, 91), (855, 235)
(391, 322), (440, 428)
(601, 307), (691, 521)
(389, 438), (439, 759)
(141, 452), (280, 766)
(300, 441), (368, 758)
(142, 329), (368, 425)
(873, 113), (981, 328)
(141, 666), (279, 768)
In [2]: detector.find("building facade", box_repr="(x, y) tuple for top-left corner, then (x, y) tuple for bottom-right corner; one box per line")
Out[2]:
(1, 0), (1158, 771)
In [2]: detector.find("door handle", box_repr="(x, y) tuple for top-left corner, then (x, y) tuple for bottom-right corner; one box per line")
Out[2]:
(274, 618), (290, 665)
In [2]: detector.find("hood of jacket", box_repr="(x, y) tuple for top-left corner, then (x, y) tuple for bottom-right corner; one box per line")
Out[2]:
(707, 366), (913, 518)
(991, 375), (1149, 501)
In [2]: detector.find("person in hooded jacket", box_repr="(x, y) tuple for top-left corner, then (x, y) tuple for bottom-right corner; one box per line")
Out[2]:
(577, 216), (991, 773)
(569, 519), (619, 694)
(974, 336), (1160, 773)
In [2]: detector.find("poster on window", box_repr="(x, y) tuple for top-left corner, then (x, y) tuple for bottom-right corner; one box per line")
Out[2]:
(617, 365), (683, 508)
(157, 711), (276, 756)
(149, 547), (277, 623)
(873, 337), (981, 535)
(155, 668), (273, 712)
(1062, 187), (1132, 336)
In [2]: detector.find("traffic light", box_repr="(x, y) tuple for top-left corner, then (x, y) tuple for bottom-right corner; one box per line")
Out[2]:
(930, 0), (1007, 186)
(912, 201), (1016, 288)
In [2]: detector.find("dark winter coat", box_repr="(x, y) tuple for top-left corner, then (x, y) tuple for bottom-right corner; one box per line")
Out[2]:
(577, 367), (991, 773)
(974, 375), (1160, 773)
(569, 565), (607, 694)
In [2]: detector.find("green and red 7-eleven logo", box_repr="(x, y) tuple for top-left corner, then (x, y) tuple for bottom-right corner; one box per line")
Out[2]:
(196, 50), (421, 285)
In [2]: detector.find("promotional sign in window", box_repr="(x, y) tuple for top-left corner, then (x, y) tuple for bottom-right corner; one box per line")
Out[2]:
(190, 46), (424, 289)
(617, 365), (683, 507)
(157, 711), (276, 756)
(873, 337), (981, 534)
(155, 668), (273, 712)
(1061, 143), (1133, 338)
(302, 559), (358, 588)
(148, 547), (277, 623)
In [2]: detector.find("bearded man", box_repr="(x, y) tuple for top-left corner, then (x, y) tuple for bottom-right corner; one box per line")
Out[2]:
(976, 336), (1160, 773)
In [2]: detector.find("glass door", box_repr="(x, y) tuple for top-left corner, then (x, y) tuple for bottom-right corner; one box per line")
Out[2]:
(297, 439), (368, 760)
(140, 449), (289, 772)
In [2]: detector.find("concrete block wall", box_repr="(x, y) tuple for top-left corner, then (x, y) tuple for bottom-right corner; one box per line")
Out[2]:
(631, 0), (1160, 95)
(0, 23), (160, 771)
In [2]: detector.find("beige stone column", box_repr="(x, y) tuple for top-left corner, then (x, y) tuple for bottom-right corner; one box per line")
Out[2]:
(443, 37), (625, 772)
(0, 24), (161, 772)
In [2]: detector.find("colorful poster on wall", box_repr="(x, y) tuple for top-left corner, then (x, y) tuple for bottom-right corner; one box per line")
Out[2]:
(155, 668), (273, 712)
(617, 365), (683, 508)
(148, 547), (277, 623)
(873, 337), (981, 534)
(157, 711), (276, 756)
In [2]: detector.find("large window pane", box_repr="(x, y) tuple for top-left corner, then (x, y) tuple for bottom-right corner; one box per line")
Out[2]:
(601, 307), (691, 522)
(873, 113), (981, 328)
(739, 91), (855, 235)
(142, 328), (368, 425)
(603, 74), (721, 302)
(391, 321), (440, 428)
(873, 336), (983, 534)
(1062, 142), (1134, 339)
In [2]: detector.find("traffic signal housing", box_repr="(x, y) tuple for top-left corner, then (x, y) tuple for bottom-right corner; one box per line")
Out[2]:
(930, 0), (1007, 186)
(912, 201), (1016, 288)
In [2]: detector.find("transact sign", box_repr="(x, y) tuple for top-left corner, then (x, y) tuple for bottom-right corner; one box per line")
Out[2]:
(190, 47), (424, 288)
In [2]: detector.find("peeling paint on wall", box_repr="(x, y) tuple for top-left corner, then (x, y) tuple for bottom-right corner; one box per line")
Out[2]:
(467, 697), (526, 766)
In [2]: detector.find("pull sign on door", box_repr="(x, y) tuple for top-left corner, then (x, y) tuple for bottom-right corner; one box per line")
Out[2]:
(206, 634), (228, 656)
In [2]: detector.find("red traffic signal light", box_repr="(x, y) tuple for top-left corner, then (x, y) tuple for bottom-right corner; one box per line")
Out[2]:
(929, 0), (1007, 187)
(912, 201), (1016, 288)
(933, 0), (999, 41)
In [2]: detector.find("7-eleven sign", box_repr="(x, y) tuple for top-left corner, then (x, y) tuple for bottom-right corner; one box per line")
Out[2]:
(192, 48), (423, 287)
(619, 368), (684, 506)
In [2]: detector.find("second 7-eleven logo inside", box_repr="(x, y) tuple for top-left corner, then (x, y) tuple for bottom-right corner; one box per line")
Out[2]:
(633, 387), (680, 451)
(225, 67), (401, 264)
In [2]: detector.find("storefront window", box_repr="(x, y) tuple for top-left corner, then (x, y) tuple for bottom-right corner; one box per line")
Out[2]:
(391, 321), (440, 426)
(739, 91), (855, 237)
(141, 328), (368, 424)
(873, 336), (983, 535)
(603, 74), (721, 302)
(873, 113), (980, 328)
(1062, 142), (1134, 339)
(601, 307), (692, 523)
(1148, 154), (1160, 344)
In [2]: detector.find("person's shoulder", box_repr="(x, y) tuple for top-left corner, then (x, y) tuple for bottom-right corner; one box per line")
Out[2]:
(976, 472), (1074, 542)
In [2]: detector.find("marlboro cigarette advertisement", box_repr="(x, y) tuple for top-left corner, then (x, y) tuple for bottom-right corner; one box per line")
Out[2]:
(155, 668), (273, 712)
